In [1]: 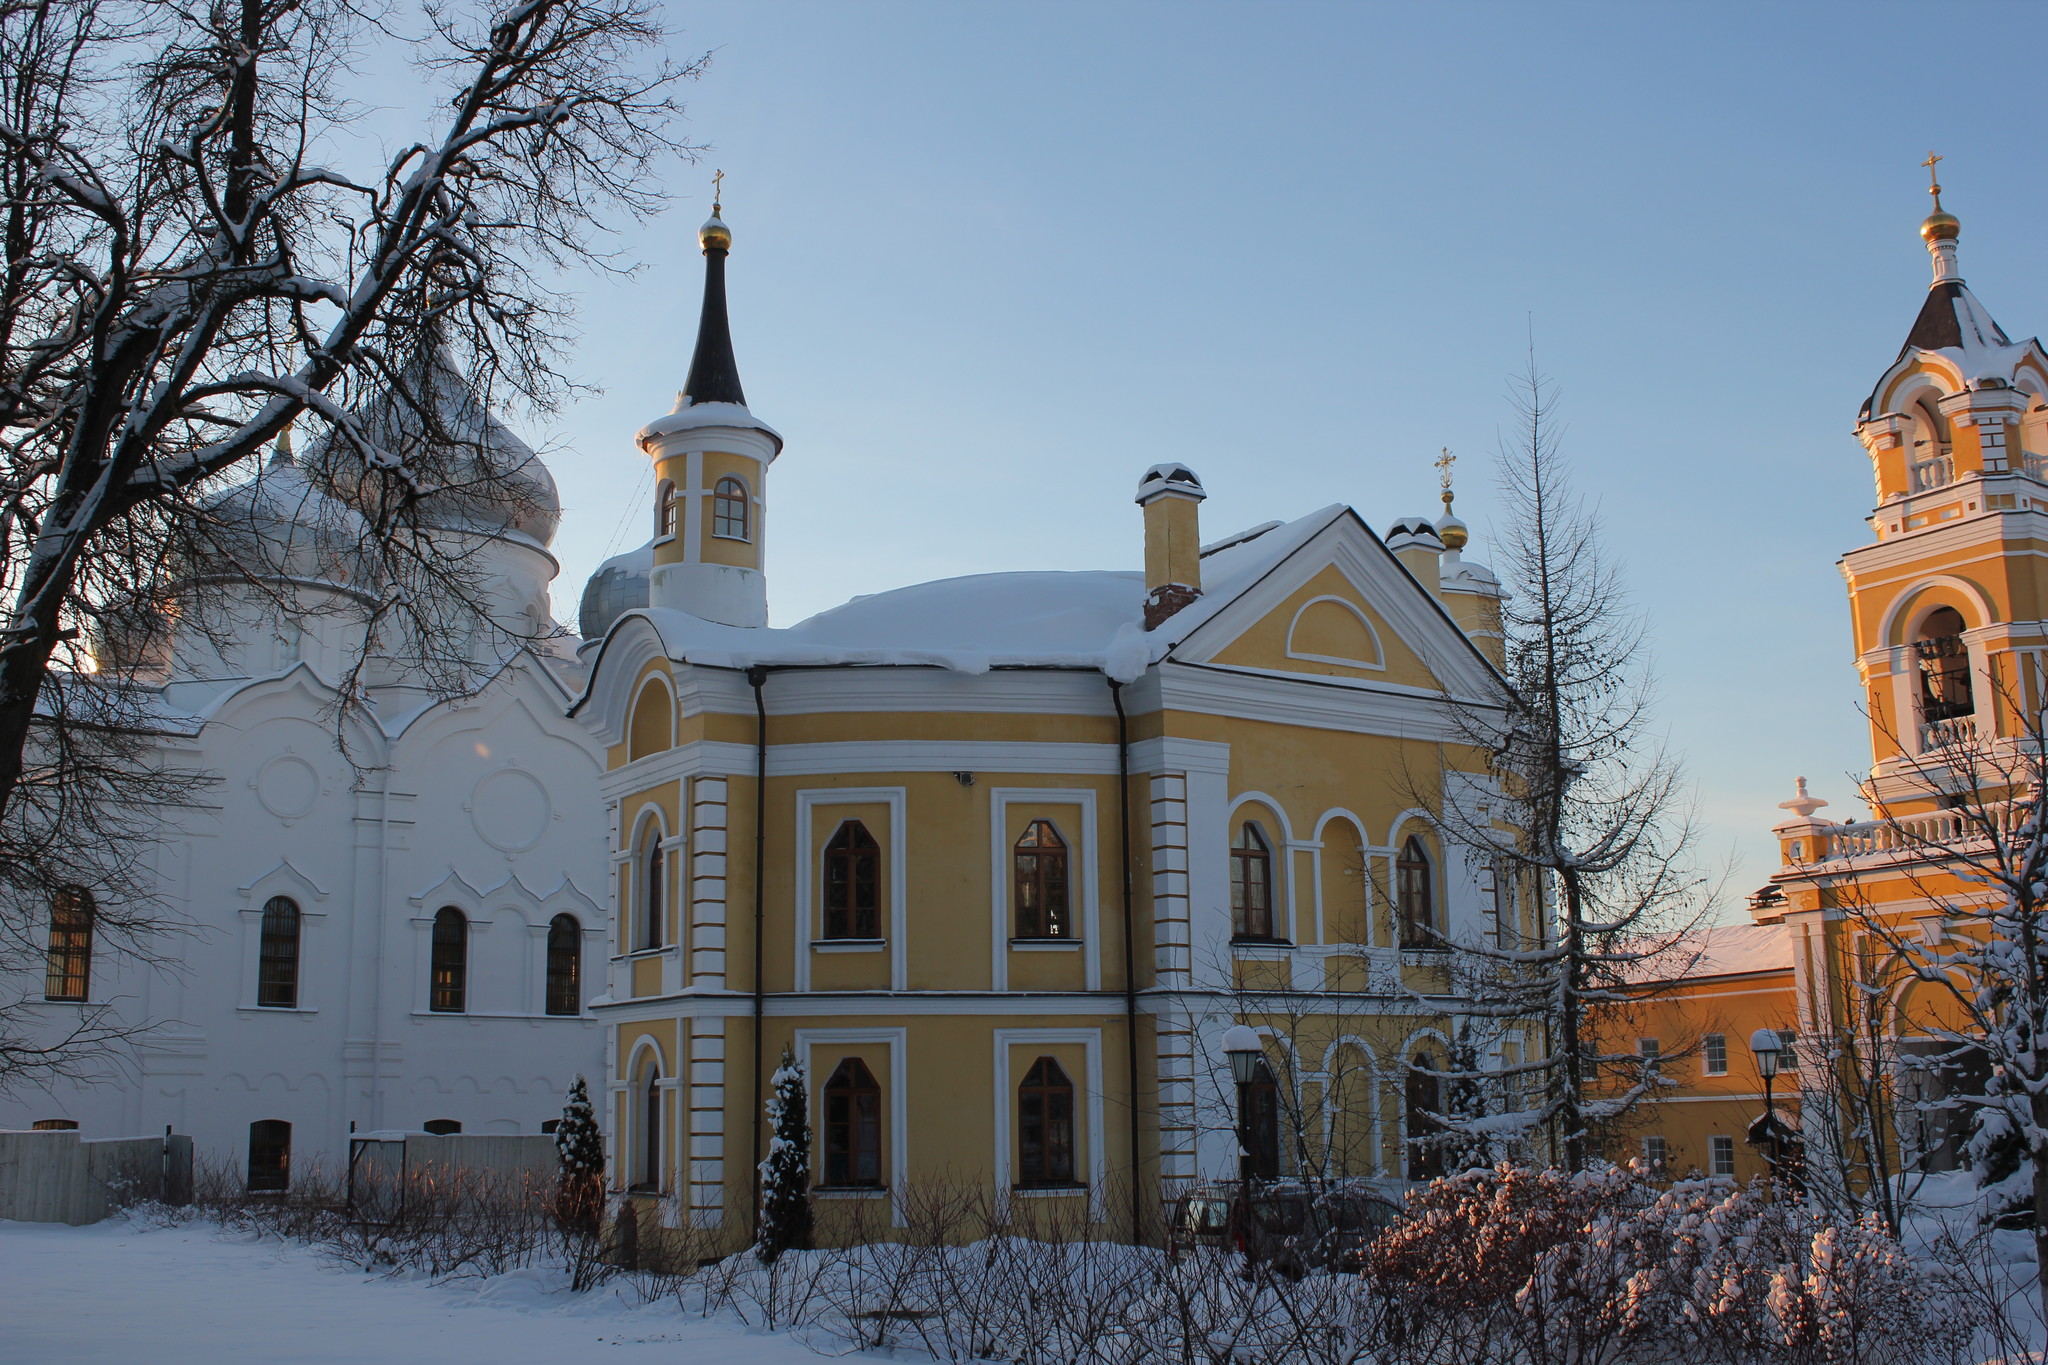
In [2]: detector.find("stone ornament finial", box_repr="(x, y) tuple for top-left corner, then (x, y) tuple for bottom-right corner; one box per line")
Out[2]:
(1777, 776), (1829, 820)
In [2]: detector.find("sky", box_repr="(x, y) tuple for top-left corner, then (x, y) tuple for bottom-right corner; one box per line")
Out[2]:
(371, 1), (2048, 918)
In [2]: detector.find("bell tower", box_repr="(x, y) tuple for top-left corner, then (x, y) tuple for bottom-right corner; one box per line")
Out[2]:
(637, 183), (782, 627)
(1843, 162), (2048, 809)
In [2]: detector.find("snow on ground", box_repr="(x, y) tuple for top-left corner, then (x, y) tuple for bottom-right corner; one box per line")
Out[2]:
(0, 1218), (834, 1365)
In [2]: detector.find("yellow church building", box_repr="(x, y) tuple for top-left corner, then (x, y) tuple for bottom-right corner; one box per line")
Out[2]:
(573, 199), (1537, 1250)
(1630, 170), (2046, 1194)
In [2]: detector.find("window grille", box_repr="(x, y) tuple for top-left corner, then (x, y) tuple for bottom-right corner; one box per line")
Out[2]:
(545, 914), (581, 1015)
(43, 888), (93, 1003)
(1013, 821), (1071, 939)
(257, 896), (301, 1008)
(1018, 1056), (1076, 1186)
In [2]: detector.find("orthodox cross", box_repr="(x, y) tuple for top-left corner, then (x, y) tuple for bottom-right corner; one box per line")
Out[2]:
(1435, 447), (1455, 509)
(712, 168), (725, 207)
(1923, 151), (1943, 206)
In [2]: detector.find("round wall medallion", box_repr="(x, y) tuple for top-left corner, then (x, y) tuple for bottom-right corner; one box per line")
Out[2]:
(255, 756), (321, 819)
(471, 768), (550, 851)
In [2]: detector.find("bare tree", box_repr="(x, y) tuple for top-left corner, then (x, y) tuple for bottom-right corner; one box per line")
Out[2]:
(0, 0), (702, 1087)
(1421, 349), (1713, 1170)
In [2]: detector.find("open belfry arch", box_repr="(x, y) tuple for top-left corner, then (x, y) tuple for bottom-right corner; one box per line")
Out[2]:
(572, 189), (1533, 1253)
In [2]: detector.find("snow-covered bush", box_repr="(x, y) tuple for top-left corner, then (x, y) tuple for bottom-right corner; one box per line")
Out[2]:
(756, 1048), (813, 1266)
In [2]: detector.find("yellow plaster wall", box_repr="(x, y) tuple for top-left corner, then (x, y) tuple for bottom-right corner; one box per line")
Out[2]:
(1210, 565), (1437, 687)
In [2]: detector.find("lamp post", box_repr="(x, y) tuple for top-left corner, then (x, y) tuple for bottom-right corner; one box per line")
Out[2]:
(1222, 1024), (1262, 1192)
(1750, 1027), (1783, 1183)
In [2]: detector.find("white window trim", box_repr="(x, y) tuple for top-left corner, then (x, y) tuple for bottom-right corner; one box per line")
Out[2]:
(795, 789), (908, 992)
(706, 473), (754, 543)
(989, 789), (1100, 990)
(992, 1028), (1105, 1220)
(796, 1026), (907, 1225)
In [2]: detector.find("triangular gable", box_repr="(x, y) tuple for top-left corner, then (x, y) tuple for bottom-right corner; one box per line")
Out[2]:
(1167, 509), (1500, 702)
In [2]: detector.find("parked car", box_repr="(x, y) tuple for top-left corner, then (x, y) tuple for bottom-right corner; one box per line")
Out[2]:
(1167, 1182), (1404, 1275)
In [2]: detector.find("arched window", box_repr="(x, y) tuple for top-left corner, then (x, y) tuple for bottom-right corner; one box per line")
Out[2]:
(1239, 1057), (1281, 1181)
(1018, 1056), (1076, 1186)
(247, 1119), (291, 1192)
(1397, 837), (1435, 948)
(712, 476), (750, 541)
(545, 913), (582, 1016)
(640, 836), (665, 951)
(823, 820), (881, 940)
(422, 1119), (462, 1135)
(1405, 1055), (1444, 1181)
(43, 888), (93, 1003)
(822, 1057), (883, 1187)
(1916, 605), (1974, 723)
(1230, 824), (1274, 940)
(637, 1064), (664, 1192)
(430, 907), (467, 1013)
(1013, 820), (1070, 939)
(257, 896), (302, 1008)
(31, 1118), (77, 1131)
(655, 479), (678, 538)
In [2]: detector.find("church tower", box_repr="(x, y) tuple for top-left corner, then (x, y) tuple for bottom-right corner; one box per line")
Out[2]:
(1844, 160), (2048, 812)
(637, 191), (783, 626)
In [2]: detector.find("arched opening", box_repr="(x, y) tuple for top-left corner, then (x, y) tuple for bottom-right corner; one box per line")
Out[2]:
(1239, 1056), (1281, 1181)
(1396, 836), (1436, 948)
(712, 475), (751, 541)
(43, 887), (93, 1003)
(1405, 1055), (1444, 1181)
(430, 907), (468, 1013)
(257, 896), (302, 1008)
(1017, 1056), (1077, 1186)
(639, 832), (666, 952)
(545, 913), (582, 1015)
(1915, 605), (1974, 729)
(1013, 820), (1071, 939)
(633, 1060), (664, 1192)
(247, 1120), (291, 1192)
(1230, 822), (1276, 941)
(822, 1057), (883, 1187)
(627, 679), (673, 761)
(823, 820), (881, 940)
(1908, 394), (1954, 491)
(655, 479), (678, 539)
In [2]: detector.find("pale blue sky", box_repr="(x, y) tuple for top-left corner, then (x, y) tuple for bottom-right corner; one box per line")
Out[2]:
(448, 2), (2048, 915)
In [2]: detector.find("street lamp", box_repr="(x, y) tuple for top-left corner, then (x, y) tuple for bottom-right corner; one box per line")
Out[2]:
(1222, 1025), (1262, 1190)
(1750, 1027), (1784, 1182)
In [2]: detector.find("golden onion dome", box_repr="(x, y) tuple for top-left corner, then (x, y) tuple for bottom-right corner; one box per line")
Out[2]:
(1920, 208), (1960, 243)
(1436, 514), (1469, 551)
(699, 207), (732, 252)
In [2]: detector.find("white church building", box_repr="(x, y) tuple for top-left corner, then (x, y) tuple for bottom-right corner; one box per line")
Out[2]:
(0, 361), (610, 1184)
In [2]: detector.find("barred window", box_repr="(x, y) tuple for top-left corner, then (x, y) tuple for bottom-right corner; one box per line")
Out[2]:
(247, 1120), (291, 1192)
(430, 907), (467, 1013)
(1230, 824), (1274, 940)
(545, 914), (581, 1016)
(712, 476), (750, 541)
(823, 821), (881, 940)
(257, 896), (302, 1008)
(823, 1057), (883, 1187)
(1018, 1056), (1076, 1186)
(1013, 821), (1071, 939)
(43, 888), (93, 1003)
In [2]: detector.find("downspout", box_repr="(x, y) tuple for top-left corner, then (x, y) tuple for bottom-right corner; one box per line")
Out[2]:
(747, 666), (769, 1239)
(370, 764), (392, 1133)
(1108, 677), (1144, 1244)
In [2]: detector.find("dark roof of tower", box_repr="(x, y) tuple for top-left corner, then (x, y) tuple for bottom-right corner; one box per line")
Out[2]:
(1902, 280), (2011, 355)
(681, 235), (746, 407)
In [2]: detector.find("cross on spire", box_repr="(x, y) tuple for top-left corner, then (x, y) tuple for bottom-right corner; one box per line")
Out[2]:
(1923, 150), (1943, 209)
(711, 168), (724, 210)
(1435, 447), (1456, 510)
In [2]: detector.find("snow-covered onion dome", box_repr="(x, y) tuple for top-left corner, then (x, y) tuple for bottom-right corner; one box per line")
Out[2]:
(578, 540), (651, 639)
(197, 430), (373, 584)
(312, 346), (562, 548)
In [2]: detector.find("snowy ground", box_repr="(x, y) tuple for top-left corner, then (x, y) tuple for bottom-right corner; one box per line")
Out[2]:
(0, 1218), (834, 1365)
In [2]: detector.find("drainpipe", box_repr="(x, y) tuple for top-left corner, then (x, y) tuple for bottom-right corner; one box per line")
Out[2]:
(747, 666), (769, 1239)
(1108, 677), (1144, 1244)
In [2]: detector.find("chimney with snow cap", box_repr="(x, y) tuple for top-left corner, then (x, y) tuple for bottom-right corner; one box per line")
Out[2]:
(1137, 463), (1205, 630)
(1385, 516), (1445, 597)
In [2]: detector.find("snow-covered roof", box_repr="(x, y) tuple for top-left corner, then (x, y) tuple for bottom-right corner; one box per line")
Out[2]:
(612, 505), (1349, 683)
(1637, 922), (1790, 984)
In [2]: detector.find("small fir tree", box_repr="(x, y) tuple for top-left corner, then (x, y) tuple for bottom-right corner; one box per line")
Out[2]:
(756, 1047), (813, 1264)
(554, 1075), (605, 1235)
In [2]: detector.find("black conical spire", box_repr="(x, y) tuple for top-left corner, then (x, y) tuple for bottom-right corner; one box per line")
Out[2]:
(681, 199), (747, 407)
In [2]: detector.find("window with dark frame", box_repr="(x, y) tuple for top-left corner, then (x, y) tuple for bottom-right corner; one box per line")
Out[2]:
(1405, 1056), (1444, 1181)
(256, 896), (302, 1008)
(31, 1119), (77, 1131)
(823, 821), (881, 940)
(1013, 821), (1071, 939)
(1230, 824), (1274, 940)
(1490, 857), (1515, 948)
(712, 476), (750, 540)
(641, 839), (665, 951)
(656, 480), (678, 538)
(247, 1119), (291, 1192)
(545, 914), (582, 1016)
(1397, 837), (1435, 948)
(43, 887), (93, 1003)
(638, 1066), (663, 1191)
(429, 907), (467, 1013)
(1017, 1055), (1076, 1186)
(1240, 1057), (1281, 1180)
(1703, 1033), (1728, 1076)
(822, 1056), (883, 1187)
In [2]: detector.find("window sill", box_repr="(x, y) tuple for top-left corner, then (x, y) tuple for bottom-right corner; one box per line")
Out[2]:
(813, 1185), (888, 1199)
(1230, 935), (1292, 948)
(1009, 938), (1082, 951)
(709, 532), (753, 544)
(38, 997), (93, 1006)
(623, 946), (672, 960)
(812, 939), (887, 954)
(237, 1005), (316, 1015)
(653, 533), (676, 548)
(1012, 1183), (1088, 1197)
